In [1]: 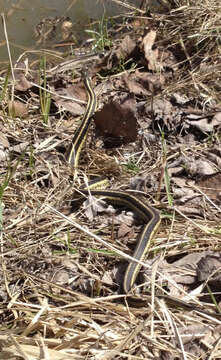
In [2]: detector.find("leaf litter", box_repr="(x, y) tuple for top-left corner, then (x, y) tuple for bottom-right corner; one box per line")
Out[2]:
(1, 0), (221, 359)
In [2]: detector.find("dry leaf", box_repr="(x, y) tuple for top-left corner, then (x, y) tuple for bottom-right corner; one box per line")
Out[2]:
(145, 98), (174, 129)
(50, 78), (86, 115)
(186, 113), (221, 132)
(8, 100), (29, 118)
(186, 159), (217, 177)
(83, 196), (107, 221)
(197, 173), (221, 202)
(53, 270), (69, 285)
(196, 254), (221, 285)
(0, 133), (9, 148)
(117, 223), (131, 238)
(142, 30), (162, 72)
(123, 70), (165, 95)
(14, 62), (33, 91)
(116, 34), (137, 59)
(94, 93), (138, 143)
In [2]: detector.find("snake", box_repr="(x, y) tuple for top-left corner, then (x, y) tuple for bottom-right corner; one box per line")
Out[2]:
(66, 70), (161, 293)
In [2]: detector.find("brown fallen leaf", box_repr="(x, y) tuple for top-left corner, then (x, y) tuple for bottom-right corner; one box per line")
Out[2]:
(171, 324), (209, 359)
(185, 159), (217, 177)
(197, 173), (221, 202)
(94, 93), (138, 143)
(206, 147), (221, 169)
(0, 141), (30, 162)
(115, 34), (137, 59)
(102, 270), (114, 287)
(8, 100), (29, 118)
(142, 30), (162, 72)
(0, 133), (9, 148)
(145, 98), (175, 129)
(50, 77), (86, 115)
(196, 254), (221, 285)
(186, 112), (221, 132)
(123, 70), (165, 96)
(123, 74), (151, 96)
(118, 223), (133, 239)
(53, 270), (70, 285)
(94, 36), (137, 74)
(170, 155), (218, 178)
(14, 62), (33, 91)
(174, 205), (204, 217)
(172, 180), (199, 205)
(83, 196), (108, 221)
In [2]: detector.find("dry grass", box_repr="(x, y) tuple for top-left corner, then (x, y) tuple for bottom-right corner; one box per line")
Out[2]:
(1, 1), (221, 359)
(159, 0), (221, 101)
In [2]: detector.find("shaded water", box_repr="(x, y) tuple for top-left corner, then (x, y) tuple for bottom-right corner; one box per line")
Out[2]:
(0, 0), (141, 63)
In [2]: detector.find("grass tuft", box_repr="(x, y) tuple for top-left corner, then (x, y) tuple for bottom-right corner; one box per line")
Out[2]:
(39, 56), (51, 124)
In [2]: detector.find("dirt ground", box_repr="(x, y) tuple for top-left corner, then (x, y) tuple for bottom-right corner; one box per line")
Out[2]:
(1, 1), (221, 359)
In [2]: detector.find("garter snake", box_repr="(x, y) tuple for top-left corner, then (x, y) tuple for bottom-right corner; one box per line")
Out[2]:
(67, 71), (161, 293)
